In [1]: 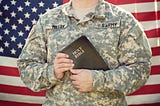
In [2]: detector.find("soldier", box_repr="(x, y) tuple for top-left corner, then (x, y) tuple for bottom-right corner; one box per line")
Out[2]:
(17, 0), (152, 106)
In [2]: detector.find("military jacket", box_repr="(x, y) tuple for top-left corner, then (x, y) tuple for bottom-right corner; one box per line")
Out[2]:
(17, 0), (152, 106)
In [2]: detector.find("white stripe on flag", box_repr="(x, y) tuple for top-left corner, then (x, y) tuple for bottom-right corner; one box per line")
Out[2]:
(0, 75), (25, 87)
(0, 52), (159, 68)
(148, 37), (160, 48)
(0, 93), (45, 104)
(140, 20), (160, 31)
(145, 75), (160, 85)
(126, 93), (160, 105)
(119, 2), (160, 13)
(0, 56), (17, 67)
(151, 56), (160, 66)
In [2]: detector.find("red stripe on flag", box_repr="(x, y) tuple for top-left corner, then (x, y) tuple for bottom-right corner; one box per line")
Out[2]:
(2, 65), (159, 76)
(107, 0), (156, 5)
(128, 84), (160, 95)
(0, 84), (46, 96)
(145, 28), (160, 38)
(0, 100), (41, 106)
(1, 65), (159, 76)
(0, 66), (19, 77)
(63, 0), (156, 4)
(151, 47), (160, 56)
(63, 0), (69, 3)
(132, 11), (160, 21)
(150, 65), (160, 75)
(129, 102), (160, 106)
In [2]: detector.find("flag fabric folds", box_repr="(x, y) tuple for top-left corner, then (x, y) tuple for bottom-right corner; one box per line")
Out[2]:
(0, 0), (160, 106)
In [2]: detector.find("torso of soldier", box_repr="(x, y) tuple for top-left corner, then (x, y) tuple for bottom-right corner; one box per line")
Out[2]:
(36, 0), (129, 105)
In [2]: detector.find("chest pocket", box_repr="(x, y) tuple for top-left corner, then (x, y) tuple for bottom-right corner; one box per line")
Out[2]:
(47, 22), (73, 52)
(91, 18), (121, 43)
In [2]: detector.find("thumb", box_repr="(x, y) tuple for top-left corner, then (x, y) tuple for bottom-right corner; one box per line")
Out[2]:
(70, 69), (82, 74)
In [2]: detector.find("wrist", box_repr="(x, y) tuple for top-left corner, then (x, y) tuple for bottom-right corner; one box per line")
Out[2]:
(48, 64), (63, 84)
(92, 70), (105, 92)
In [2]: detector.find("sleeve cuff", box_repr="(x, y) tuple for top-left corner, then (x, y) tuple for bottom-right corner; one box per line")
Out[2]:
(47, 64), (63, 85)
(92, 70), (105, 92)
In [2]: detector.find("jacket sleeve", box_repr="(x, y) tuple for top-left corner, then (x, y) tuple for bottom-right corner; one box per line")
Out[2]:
(92, 14), (152, 95)
(17, 17), (61, 92)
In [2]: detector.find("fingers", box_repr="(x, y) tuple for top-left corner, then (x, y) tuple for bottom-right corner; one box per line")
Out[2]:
(70, 69), (82, 75)
(54, 53), (71, 64)
(72, 80), (79, 86)
(71, 80), (82, 92)
(53, 53), (74, 79)
(55, 62), (74, 70)
(71, 80), (91, 93)
(55, 58), (73, 64)
(54, 53), (72, 64)
(70, 69), (93, 92)
(55, 53), (69, 59)
(54, 53), (74, 69)
(70, 74), (79, 81)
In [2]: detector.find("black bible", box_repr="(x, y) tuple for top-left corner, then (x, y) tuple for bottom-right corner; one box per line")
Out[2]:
(60, 36), (109, 71)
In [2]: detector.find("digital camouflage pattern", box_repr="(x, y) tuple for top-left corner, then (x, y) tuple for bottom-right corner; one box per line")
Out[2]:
(17, 0), (152, 106)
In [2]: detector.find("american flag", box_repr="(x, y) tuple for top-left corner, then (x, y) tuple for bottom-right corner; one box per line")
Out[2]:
(0, 0), (159, 106)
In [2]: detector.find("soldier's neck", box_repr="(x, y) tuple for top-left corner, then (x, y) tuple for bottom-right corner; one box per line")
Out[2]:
(72, 0), (99, 9)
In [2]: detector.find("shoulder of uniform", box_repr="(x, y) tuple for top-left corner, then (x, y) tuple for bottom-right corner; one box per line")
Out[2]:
(105, 2), (134, 19)
(39, 3), (69, 20)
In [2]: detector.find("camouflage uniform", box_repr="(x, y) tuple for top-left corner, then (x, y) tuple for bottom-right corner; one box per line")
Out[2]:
(17, 0), (152, 106)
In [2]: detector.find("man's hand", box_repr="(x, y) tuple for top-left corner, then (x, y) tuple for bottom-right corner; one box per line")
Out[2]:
(53, 53), (74, 79)
(70, 69), (93, 92)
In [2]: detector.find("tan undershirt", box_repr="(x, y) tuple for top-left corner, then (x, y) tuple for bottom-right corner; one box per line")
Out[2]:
(72, 4), (96, 20)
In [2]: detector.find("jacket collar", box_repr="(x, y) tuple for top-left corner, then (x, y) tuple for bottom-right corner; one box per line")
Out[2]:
(62, 0), (114, 21)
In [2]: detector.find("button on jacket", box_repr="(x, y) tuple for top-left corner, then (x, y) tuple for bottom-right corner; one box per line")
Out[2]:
(17, 0), (152, 106)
